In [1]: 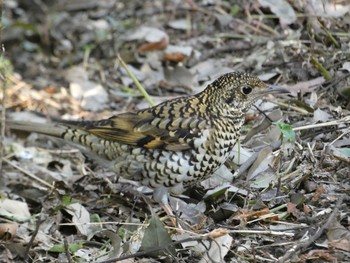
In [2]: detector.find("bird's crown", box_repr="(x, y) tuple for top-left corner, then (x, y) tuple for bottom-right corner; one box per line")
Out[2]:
(201, 72), (284, 115)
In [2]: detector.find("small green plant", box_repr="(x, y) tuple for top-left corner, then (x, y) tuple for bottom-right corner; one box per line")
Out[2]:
(273, 121), (295, 143)
(61, 195), (75, 206)
(230, 4), (240, 16)
(49, 241), (84, 253)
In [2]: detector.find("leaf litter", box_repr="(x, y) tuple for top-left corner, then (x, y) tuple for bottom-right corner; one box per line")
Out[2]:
(1, 0), (350, 262)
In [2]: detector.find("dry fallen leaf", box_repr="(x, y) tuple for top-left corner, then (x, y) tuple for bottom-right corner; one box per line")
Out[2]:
(137, 36), (168, 53)
(0, 223), (18, 240)
(65, 203), (92, 236)
(311, 185), (325, 202)
(66, 66), (109, 111)
(206, 228), (230, 239)
(287, 202), (300, 218)
(163, 52), (187, 63)
(0, 199), (31, 222)
(199, 233), (233, 263)
(327, 221), (350, 251)
(287, 77), (325, 95)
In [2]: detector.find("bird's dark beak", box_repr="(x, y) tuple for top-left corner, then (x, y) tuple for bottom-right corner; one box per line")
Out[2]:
(257, 84), (290, 95)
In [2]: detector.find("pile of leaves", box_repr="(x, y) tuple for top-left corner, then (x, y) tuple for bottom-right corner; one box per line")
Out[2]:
(1, 0), (349, 262)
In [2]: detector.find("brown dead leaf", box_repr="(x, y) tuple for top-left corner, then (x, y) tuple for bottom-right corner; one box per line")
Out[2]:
(329, 239), (350, 252)
(311, 185), (325, 202)
(137, 36), (168, 53)
(232, 208), (279, 223)
(252, 208), (279, 221)
(206, 228), (230, 239)
(163, 52), (187, 62)
(301, 249), (336, 262)
(303, 204), (312, 214)
(327, 221), (350, 246)
(43, 86), (59, 94)
(287, 202), (300, 217)
(200, 233), (233, 263)
(248, 147), (275, 182)
(0, 223), (17, 240)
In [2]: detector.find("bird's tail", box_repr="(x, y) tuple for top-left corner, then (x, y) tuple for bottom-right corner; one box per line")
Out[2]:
(6, 120), (116, 163)
(6, 121), (66, 138)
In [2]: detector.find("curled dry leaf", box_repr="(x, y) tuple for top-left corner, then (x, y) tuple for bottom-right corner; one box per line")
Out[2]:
(163, 52), (187, 63)
(0, 223), (18, 240)
(199, 234), (233, 263)
(65, 203), (92, 236)
(230, 208), (279, 224)
(311, 185), (325, 202)
(250, 208), (279, 222)
(302, 249), (337, 262)
(247, 147), (274, 182)
(327, 221), (350, 241)
(206, 228), (230, 239)
(287, 202), (300, 218)
(329, 239), (350, 252)
(327, 221), (350, 252)
(0, 199), (31, 222)
(137, 37), (168, 53)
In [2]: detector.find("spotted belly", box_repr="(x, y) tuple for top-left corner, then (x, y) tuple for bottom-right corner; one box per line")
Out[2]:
(109, 126), (238, 195)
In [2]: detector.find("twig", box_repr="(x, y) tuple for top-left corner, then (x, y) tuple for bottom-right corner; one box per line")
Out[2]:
(117, 54), (155, 106)
(277, 195), (344, 262)
(23, 219), (45, 262)
(265, 98), (310, 115)
(229, 229), (294, 237)
(0, 0), (5, 176)
(293, 116), (350, 131)
(310, 57), (331, 80)
(2, 157), (55, 190)
(64, 237), (74, 263)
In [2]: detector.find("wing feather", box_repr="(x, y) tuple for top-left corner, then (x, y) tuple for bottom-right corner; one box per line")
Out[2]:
(70, 111), (210, 151)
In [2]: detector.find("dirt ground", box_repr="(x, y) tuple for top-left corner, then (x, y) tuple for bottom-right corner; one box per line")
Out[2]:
(1, 0), (350, 262)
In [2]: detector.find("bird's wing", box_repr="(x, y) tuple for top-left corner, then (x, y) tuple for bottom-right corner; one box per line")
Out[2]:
(74, 111), (211, 151)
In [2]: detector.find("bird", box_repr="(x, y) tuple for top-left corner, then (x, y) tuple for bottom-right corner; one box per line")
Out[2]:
(7, 72), (288, 223)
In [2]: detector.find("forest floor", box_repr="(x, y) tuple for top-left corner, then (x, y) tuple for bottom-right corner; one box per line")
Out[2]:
(0, 0), (350, 262)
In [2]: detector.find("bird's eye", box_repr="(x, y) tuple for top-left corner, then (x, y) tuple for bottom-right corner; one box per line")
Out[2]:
(241, 86), (252, 95)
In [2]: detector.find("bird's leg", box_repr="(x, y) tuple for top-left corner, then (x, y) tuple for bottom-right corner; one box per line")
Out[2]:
(153, 186), (181, 229)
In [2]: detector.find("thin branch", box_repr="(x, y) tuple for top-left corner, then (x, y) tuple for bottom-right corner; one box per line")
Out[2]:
(277, 195), (344, 263)
(2, 157), (55, 190)
(0, 0), (5, 176)
(117, 54), (155, 106)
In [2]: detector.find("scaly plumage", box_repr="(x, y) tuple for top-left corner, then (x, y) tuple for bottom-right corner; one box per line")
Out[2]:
(7, 72), (288, 219)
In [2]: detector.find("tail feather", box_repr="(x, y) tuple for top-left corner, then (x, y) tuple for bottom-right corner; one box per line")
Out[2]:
(6, 120), (116, 162)
(6, 121), (66, 138)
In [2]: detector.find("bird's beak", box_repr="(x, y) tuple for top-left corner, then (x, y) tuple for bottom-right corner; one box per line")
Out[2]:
(257, 84), (290, 95)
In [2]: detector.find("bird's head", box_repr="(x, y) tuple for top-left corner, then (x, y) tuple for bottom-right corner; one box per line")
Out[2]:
(203, 72), (289, 115)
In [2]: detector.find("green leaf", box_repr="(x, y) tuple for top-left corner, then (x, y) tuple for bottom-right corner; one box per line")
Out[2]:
(61, 195), (74, 206)
(230, 4), (240, 16)
(273, 122), (295, 143)
(49, 241), (84, 253)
